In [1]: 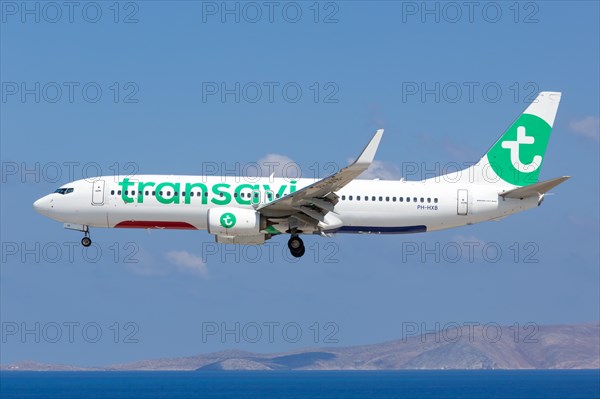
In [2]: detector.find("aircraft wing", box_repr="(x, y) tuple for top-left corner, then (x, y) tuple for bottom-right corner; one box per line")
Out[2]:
(257, 129), (384, 228)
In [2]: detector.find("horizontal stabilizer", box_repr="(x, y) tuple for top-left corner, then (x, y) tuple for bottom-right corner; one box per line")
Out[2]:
(500, 176), (570, 199)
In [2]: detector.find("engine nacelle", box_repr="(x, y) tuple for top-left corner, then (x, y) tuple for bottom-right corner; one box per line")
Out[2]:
(207, 208), (262, 236)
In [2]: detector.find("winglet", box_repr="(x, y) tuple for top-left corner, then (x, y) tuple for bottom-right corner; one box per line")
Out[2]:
(354, 129), (384, 167)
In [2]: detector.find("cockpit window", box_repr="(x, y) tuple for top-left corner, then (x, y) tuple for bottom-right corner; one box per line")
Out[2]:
(54, 187), (74, 195)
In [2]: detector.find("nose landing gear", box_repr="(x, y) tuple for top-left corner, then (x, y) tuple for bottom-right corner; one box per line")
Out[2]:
(64, 223), (92, 247)
(288, 234), (305, 258)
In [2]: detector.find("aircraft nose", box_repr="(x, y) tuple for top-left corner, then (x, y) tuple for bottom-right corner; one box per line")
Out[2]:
(33, 196), (51, 217)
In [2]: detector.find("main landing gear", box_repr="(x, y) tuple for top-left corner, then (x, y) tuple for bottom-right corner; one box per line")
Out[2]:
(81, 230), (92, 247)
(288, 234), (305, 258)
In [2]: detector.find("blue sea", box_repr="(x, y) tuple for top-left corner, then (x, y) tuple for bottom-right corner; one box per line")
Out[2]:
(1, 370), (599, 399)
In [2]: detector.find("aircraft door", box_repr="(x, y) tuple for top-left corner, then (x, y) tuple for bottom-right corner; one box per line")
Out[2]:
(92, 180), (105, 205)
(457, 189), (468, 215)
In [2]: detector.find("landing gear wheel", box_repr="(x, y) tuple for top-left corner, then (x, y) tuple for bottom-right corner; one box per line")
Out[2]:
(288, 235), (305, 258)
(81, 236), (92, 247)
(291, 245), (305, 258)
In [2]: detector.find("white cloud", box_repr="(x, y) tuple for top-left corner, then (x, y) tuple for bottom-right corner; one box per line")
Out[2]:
(165, 250), (209, 278)
(257, 154), (402, 181)
(569, 116), (600, 143)
(453, 234), (487, 247)
(452, 234), (488, 261)
(256, 154), (301, 179)
(357, 160), (402, 180)
(125, 246), (169, 277)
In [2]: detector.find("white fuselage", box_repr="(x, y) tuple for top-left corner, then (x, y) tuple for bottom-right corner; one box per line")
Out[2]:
(33, 175), (539, 236)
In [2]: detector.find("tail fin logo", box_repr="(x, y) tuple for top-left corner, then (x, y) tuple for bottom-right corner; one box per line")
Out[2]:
(500, 126), (543, 173)
(487, 113), (552, 186)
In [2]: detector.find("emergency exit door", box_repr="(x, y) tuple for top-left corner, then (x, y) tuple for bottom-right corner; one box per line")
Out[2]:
(92, 180), (105, 205)
(457, 189), (468, 215)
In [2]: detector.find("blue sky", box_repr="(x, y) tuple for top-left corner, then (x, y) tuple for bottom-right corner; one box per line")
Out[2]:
(1, 1), (599, 366)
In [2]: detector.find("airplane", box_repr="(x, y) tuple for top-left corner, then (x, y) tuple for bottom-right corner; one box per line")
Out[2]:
(33, 91), (569, 258)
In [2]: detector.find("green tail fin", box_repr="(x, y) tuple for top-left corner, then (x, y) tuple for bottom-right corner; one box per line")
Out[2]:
(484, 91), (562, 187)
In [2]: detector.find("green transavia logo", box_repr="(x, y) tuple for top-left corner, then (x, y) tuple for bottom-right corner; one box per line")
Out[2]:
(487, 113), (551, 186)
(220, 212), (236, 229)
(117, 179), (297, 206)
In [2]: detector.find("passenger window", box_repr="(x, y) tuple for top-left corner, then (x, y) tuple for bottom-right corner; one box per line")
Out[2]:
(342, 195), (346, 200)
(372, 196), (376, 201)
(420, 198), (424, 203)
(159, 191), (163, 195)
(386, 197), (389, 201)
(392, 197), (396, 202)
(349, 196), (353, 201)
(407, 197), (410, 202)
(205, 192), (208, 197)
(276, 193), (281, 198)
(427, 198), (431, 203)
(379, 196), (383, 201)
(357, 196), (361, 201)
(118, 190), (122, 195)
(111, 190), (115, 195)
(152, 191), (156, 195)
(413, 197), (417, 202)
(434, 198), (438, 203)
(365, 196), (368, 201)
